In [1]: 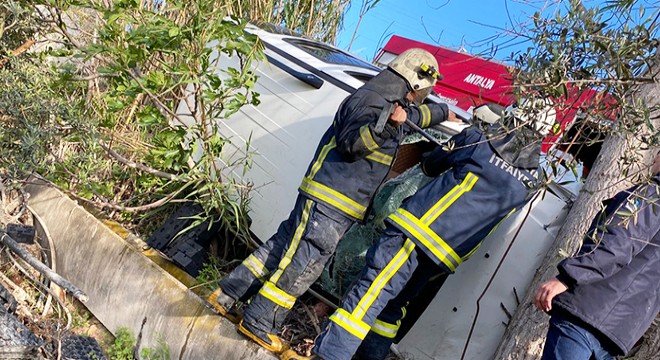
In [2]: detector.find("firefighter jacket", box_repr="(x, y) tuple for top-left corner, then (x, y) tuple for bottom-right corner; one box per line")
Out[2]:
(552, 174), (660, 355)
(387, 126), (539, 273)
(298, 69), (449, 221)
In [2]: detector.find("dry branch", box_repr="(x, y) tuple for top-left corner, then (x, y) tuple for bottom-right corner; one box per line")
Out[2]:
(64, 184), (184, 212)
(0, 230), (88, 303)
(0, 40), (35, 68)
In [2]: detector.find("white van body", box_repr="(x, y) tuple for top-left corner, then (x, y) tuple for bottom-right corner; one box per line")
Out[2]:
(177, 24), (577, 360)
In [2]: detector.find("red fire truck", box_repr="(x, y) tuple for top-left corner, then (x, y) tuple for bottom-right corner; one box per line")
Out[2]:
(376, 35), (611, 156)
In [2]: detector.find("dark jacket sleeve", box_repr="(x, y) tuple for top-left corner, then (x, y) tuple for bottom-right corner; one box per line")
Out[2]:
(335, 96), (450, 160)
(556, 183), (660, 288)
(421, 127), (477, 177)
(334, 101), (397, 160)
(404, 103), (449, 133)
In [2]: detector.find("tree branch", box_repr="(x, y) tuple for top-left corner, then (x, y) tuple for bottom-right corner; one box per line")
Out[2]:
(72, 73), (117, 81)
(99, 142), (183, 181)
(0, 40), (35, 68)
(28, 177), (188, 213)
(126, 68), (188, 125)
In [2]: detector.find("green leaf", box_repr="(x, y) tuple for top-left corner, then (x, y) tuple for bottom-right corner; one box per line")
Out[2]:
(616, 209), (633, 218)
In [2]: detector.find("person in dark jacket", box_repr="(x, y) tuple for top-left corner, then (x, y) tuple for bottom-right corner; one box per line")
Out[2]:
(534, 151), (660, 360)
(208, 48), (457, 353)
(282, 100), (559, 360)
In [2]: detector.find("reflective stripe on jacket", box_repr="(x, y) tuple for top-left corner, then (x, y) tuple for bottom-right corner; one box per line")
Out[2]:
(299, 80), (448, 221)
(387, 127), (538, 273)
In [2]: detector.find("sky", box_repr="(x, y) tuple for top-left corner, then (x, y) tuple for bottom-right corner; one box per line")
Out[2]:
(333, 0), (606, 63)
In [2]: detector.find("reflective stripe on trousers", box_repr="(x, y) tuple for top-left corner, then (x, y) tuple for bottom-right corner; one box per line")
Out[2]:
(219, 197), (316, 303)
(314, 230), (425, 360)
(252, 199), (314, 312)
(240, 198), (354, 334)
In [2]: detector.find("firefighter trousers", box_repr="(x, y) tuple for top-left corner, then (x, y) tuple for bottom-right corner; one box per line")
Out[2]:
(314, 226), (444, 360)
(220, 195), (354, 335)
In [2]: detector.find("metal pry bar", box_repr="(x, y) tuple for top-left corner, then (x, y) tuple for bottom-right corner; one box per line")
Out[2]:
(405, 119), (444, 147)
(374, 102), (396, 134)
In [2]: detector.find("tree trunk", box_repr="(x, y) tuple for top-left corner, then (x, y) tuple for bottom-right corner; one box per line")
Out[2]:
(493, 55), (660, 359)
(630, 317), (660, 359)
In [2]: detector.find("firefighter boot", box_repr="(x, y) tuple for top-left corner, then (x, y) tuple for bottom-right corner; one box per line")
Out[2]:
(207, 288), (242, 324)
(279, 349), (322, 360)
(238, 320), (289, 353)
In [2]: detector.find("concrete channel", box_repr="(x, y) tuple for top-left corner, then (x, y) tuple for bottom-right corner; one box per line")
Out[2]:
(25, 180), (276, 360)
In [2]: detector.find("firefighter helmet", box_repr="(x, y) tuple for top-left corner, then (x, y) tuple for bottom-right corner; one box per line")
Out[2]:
(507, 98), (558, 136)
(388, 48), (441, 93)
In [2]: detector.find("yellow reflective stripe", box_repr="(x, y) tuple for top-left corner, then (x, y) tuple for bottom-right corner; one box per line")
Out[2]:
(330, 308), (370, 340)
(421, 173), (479, 223)
(389, 210), (461, 272)
(365, 150), (393, 166)
(371, 319), (400, 339)
(387, 173), (479, 269)
(259, 281), (296, 309)
(360, 124), (379, 151)
(353, 239), (416, 320)
(300, 177), (366, 219)
(419, 104), (432, 128)
(308, 137), (336, 179)
(243, 254), (268, 282)
(270, 200), (314, 283)
(401, 307), (407, 319)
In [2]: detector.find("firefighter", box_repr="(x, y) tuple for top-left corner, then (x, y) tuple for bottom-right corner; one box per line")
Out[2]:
(208, 48), (458, 353)
(281, 100), (557, 360)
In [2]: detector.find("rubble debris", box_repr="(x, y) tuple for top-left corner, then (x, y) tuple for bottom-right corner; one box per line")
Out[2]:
(0, 178), (109, 359)
(1, 228), (88, 303)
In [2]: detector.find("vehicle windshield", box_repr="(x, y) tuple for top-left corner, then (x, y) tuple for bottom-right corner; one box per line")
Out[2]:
(285, 38), (380, 71)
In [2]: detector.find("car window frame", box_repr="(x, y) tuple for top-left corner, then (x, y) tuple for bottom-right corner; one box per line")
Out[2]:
(283, 38), (380, 71)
